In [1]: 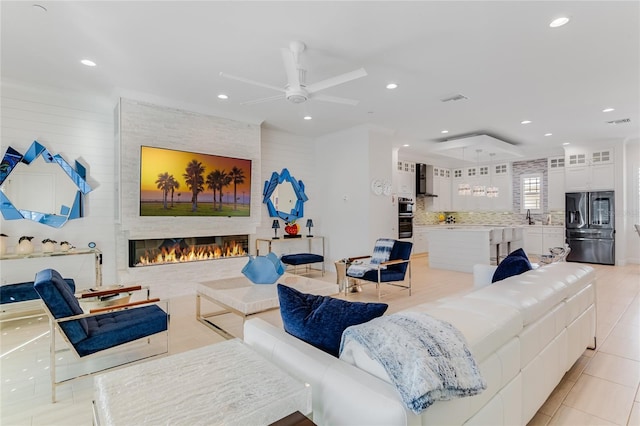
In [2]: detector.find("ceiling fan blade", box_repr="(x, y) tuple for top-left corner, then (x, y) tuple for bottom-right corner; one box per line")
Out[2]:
(312, 93), (360, 106)
(219, 72), (284, 93)
(306, 68), (367, 93)
(280, 48), (301, 90)
(240, 94), (283, 106)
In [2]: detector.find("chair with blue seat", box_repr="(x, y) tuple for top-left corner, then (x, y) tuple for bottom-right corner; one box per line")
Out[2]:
(346, 239), (413, 299)
(33, 268), (169, 402)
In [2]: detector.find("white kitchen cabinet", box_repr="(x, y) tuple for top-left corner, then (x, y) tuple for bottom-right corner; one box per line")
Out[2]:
(395, 161), (415, 197)
(565, 148), (614, 191)
(450, 163), (511, 212)
(547, 156), (565, 211)
(542, 227), (565, 252)
(426, 166), (451, 211)
(489, 163), (512, 211)
(523, 226), (565, 256)
(523, 227), (543, 256)
(412, 227), (429, 254)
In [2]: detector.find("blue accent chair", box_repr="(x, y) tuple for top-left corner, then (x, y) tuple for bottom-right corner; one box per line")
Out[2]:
(33, 269), (169, 402)
(1, 279), (75, 322)
(346, 239), (413, 298)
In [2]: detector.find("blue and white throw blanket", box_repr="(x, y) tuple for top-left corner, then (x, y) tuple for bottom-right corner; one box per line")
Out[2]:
(347, 238), (395, 278)
(340, 312), (486, 414)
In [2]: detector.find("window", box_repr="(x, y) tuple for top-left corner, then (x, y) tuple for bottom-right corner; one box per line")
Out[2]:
(521, 174), (542, 213)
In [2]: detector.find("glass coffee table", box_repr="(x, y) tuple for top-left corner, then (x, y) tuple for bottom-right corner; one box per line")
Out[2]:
(196, 273), (338, 339)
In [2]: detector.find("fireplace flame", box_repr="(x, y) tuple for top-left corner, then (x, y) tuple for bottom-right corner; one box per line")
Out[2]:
(135, 241), (246, 266)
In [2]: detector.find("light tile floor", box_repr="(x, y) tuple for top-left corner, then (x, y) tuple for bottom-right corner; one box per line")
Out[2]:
(1, 257), (638, 425)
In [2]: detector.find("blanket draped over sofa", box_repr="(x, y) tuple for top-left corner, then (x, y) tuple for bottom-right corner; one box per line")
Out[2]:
(340, 312), (486, 413)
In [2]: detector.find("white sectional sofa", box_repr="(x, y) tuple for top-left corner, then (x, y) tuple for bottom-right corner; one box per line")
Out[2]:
(244, 262), (596, 426)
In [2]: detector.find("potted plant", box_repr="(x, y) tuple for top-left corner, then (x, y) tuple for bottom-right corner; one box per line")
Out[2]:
(60, 241), (72, 252)
(17, 236), (34, 255)
(42, 238), (57, 253)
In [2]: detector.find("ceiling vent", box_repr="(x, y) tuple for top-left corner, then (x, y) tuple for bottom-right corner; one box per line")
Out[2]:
(606, 118), (631, 125)
(440, 94), (468, 103)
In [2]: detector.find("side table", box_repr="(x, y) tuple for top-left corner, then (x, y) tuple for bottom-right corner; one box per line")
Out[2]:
(334, 259), (361, 295)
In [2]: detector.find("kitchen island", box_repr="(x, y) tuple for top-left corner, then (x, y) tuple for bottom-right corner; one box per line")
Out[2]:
(426, 227), (492, 273)
(426, 226), (521, 273)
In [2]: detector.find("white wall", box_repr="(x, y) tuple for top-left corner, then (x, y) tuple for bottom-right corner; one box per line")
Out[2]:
(0, 80), (118, 286)
(316, 125), (395, 264)
(624, 139), (640, 264)
(115, 99), (262, 297)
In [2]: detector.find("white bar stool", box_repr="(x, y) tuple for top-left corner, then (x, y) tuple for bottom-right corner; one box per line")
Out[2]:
(500, 227), (514, 262)
(489, 228), (503, 265)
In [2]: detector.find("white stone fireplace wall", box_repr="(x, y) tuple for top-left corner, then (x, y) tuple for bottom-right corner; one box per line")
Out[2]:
(115, 99), (262, 298)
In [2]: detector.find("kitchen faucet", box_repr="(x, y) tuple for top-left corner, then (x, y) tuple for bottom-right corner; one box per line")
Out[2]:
(526, 209), (534, 225)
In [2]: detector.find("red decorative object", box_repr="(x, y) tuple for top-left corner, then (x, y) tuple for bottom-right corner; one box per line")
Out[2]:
(284, 222), (299, 236)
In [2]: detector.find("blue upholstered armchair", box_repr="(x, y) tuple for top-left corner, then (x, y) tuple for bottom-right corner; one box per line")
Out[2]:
(33, 269), (169, 402)
(346, 239), (413, 298)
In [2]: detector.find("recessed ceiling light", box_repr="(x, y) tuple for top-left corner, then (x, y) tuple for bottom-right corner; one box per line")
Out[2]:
(441, 130), (449, 134)
(217, 94), (228, 100)
(521, 120), (532, 124)
(303, 116), (312, 120)
(549, 17), (570, 28)
(602, 107), (615, 112)
(563, 142), (571, 146)
(386, 83), (398, 90)
(403, 144), (410, 147)
(544, 133), (553, 137)
(80, 59), (96, 67)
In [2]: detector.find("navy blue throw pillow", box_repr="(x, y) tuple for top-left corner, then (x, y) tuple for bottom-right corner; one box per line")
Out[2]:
(491, 248), (533, 283)
(277, 284), (388, 357)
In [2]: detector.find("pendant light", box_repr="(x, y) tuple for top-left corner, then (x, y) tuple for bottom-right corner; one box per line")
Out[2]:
(457, 147), (472, 196)
(472, 149), (486, 197)
(486, 153), (499, 198)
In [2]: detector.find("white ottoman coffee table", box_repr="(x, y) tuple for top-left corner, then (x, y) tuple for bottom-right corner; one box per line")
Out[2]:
(196, 273), (338, 338)
(93, 339), (312, 425)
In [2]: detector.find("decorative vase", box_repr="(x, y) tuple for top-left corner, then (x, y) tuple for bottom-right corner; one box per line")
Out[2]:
(17, 237), (34, 255)
(42, 242), (56, 253)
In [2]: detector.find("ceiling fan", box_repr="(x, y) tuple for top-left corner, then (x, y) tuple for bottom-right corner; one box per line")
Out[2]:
(220, 41), (367, 106)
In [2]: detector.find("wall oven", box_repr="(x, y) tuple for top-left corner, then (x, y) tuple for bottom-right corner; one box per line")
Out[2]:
(398, 197), (414, 238)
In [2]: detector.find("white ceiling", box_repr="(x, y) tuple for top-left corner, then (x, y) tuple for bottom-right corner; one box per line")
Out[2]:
(2, 1), (638, 166)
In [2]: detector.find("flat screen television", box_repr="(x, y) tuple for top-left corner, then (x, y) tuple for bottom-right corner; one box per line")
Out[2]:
(140, 146), (251, 217)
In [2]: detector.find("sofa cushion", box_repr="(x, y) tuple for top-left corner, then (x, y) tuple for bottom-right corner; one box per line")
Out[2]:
(405, 298), (523, 362)
(491, 248), (532, 283)
(277, 284), (388, 357)
(465, 263), (595, 326)
(75, 305), (168, 357)
(281, 253), (324, 266)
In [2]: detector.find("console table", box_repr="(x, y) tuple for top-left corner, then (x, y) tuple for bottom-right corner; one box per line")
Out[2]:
(93, 339), (312, 426)
(256, 236), (325, 275)
(0, 248), (102, 287)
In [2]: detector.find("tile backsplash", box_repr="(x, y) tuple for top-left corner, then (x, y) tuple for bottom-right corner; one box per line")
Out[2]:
(415, 209), (564, 226)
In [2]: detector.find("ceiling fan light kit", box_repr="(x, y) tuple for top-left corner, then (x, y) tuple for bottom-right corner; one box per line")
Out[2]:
(220, 40), (367, 107)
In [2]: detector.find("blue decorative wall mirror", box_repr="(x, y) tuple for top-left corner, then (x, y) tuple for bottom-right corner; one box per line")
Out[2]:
(263, 168), (308, 222)
(0, 141), (92, 228)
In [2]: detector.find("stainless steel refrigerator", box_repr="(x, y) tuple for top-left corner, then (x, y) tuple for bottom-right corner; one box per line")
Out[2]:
(565, 191), (615, 265)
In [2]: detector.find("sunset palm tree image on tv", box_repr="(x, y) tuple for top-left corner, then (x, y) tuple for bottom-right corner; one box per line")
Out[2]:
(140, 146), (251, 217)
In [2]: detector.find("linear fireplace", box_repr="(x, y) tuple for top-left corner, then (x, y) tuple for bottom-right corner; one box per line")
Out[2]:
(128, 235), (248, 267)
